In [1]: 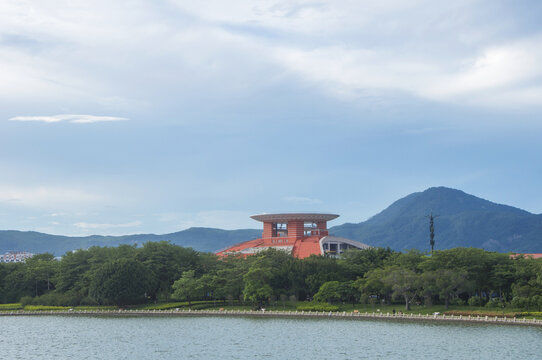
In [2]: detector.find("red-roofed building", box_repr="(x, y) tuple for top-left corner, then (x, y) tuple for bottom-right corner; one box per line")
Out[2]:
(511, 253), (542, 259)
(216, 213), (370, 259)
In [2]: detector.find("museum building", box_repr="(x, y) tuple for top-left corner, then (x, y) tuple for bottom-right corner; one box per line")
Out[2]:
(216, 213), (370, 259)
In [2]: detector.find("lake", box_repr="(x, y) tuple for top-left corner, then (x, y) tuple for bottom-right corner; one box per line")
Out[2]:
(1, 315), (540, 359)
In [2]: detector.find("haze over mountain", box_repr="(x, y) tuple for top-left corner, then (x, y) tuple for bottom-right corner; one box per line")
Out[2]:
(331, 187), (542, 253)
(0, 228), (261, 256)
(1, 187), (541, 255)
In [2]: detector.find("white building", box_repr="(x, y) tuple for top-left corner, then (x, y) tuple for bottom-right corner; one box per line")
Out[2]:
(0, 251), (34, 263)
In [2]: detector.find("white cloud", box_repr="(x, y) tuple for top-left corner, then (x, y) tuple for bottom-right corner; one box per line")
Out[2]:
(9, 114), (128, 123)
(0, 185), (102, 209)
(73, 221), (142, 230)
(271, 34), (542, 107)
(0, 0), (540, 116)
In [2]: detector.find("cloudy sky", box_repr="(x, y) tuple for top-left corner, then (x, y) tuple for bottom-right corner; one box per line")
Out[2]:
(1, 0), (541, 236)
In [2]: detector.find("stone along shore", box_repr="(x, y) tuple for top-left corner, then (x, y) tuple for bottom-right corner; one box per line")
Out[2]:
(1, 309), (541, 327)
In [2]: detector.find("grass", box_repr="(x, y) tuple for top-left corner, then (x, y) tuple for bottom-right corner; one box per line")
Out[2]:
(23, 305), (71, 311)
(0, 303), (23, 311)
(134, 300), (224, 310)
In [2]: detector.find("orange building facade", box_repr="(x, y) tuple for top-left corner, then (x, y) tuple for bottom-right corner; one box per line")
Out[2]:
(216, 213), (370, 259)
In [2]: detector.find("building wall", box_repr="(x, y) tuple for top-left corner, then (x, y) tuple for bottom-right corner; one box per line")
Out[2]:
(288, 220), (304, 239)
(263, 222), (273, 239)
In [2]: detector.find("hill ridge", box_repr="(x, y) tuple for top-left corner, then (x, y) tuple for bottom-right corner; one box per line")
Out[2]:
(1, 187), (541, 255)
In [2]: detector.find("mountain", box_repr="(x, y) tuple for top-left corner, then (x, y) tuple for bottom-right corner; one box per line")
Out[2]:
(330, 187), (542, 252)
(0, 228), (261, 256)
(2, 187), (541, 255)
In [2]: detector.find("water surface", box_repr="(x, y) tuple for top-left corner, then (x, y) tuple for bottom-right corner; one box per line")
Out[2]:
(1, 316), (540, 359)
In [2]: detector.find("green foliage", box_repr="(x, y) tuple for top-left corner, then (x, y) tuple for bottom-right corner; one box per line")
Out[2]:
(339, 247), (396, 277)
(313, 281), (356, 304)
(0, 303), (22, 310)
(137, 242), (200, 300)
(2, 243), (542, 314)
(381, 267), (420, 310)
(468, 296), (484, 307)
(23, 292), (81, 306)
(190, 303), (214, 310)
(23, 305), (71, 311)
(296, 302), (339, 312)
(517, 311), (542, 318)
(243, 267), (273, 308)
(485, 298), (504, 308)
(139, 301), (211, 310)
(89, 258), (156, 306)
(172, 270), (199, 305)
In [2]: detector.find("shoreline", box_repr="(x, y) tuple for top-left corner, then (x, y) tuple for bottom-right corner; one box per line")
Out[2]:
(1, 309), (541, 327)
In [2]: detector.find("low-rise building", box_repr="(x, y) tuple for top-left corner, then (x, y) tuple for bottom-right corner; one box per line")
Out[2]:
(0, 251), (34, 263)
(216, 213), (369, 259)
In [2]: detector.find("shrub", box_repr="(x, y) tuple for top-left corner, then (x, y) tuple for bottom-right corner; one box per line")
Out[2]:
(0, 303), (23, 310)
(23, 305), (70, 311)
(450, 298), (466, 306)
(190, 303), (213, 310)
(20, 296), (34, 306)
(529, 295), (542, 311)
(485, 299), (502, 308)
(511, 296), (529, 309)
(79, 296), (99, 306)
(468, 296), (484, 307)
(31, 292), (81, 306)
(517, 311), (542, 318)
(140, 301), (212, 310)
(296, 302), (339, 312)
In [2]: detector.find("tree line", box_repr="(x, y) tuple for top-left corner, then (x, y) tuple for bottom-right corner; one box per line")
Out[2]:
(0, 242), (541, 310)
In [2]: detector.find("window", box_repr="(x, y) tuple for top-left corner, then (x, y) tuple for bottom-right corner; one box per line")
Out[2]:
(304, 222), (317, 236)
(272, 222), (288, 237)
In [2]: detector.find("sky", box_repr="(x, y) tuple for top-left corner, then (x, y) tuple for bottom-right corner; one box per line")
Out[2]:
(1, 0), (542, 236)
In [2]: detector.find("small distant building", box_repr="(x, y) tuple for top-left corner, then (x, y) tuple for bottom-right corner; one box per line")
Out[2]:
(511, 253), (542, 260)
(216, 213), (370, 259)
(0, 251), (34, 263)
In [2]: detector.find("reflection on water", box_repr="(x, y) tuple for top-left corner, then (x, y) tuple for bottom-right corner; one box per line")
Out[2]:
(0, 316), (540, 359)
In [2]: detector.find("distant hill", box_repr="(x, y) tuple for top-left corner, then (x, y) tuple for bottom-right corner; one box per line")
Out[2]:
(2, 187), (541, 255)
(0, 228), (261, 256)
(330, 187), (542, 252)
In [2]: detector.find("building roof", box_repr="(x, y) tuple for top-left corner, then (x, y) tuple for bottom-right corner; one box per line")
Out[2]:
(250, 213), (339, 222)
(511, 253), (542, 259)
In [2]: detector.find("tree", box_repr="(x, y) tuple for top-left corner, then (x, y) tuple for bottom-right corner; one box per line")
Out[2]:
(314, 281), (343, 304)
(382, 267), (420, 311)
(137, 242), (201, 300)
(89, 258), (155, 306)
(172, 270), (199, 306)
(313, 280), (358, 305)
(340, 247), (396, 278)
(423, 269), (471, 309)
(362, 268), (393, 304)
(420, 248), (511, 301)
(1, 262), (33, 303)
(243, 266), (273, 309)
(212, 268), (244, 302)
(25, 253), (57, 297)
